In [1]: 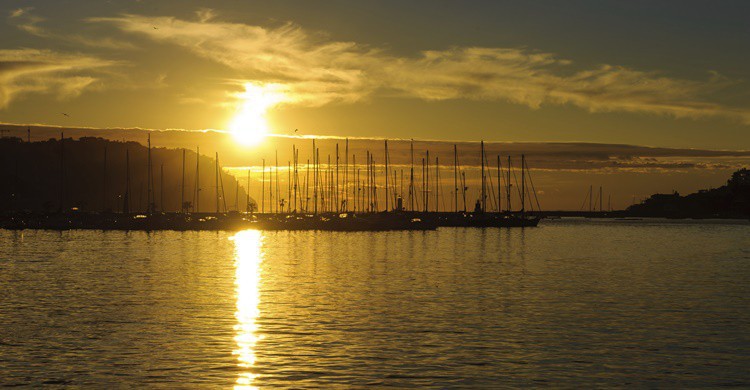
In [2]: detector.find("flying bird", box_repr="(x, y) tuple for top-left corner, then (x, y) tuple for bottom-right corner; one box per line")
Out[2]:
(62, 113), (70, 117)
(153, 26), (159, 30)
(294, 129), (299, 133)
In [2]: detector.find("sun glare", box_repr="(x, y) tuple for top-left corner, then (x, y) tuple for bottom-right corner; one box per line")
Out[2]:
(231, 230), (263, 389)
(229, 83), (286, 146)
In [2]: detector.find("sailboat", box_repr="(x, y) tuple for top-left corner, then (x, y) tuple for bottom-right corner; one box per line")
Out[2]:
(437, 142), (540, 228)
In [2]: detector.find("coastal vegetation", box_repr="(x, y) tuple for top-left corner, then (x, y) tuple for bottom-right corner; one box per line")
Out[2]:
(0, 137), (247, 213)
(627, 169), (750, 218)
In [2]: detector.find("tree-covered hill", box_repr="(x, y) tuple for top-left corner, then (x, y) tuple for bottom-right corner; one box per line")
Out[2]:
(627, 169), (750, 218)
(0, 137), (251, 213)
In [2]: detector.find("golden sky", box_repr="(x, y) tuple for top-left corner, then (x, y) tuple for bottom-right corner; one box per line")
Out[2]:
(2, 1), (750, 147)
(1, 1), (749, 208)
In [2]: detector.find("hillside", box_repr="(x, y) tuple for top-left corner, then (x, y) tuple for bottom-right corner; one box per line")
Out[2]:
(627, 169), (750, 218)
(0, 137), (250, 213)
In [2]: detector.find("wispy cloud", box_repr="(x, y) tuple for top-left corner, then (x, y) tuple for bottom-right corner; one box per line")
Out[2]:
(89, 13), (378, 106)
(2, 122), (748, 174)
(0, 49), (117, 108)
(8, 7), (46, 37)
(388, 49), (747, 123)
(90, 11), (750, 124)
(8, 8), (136, 49)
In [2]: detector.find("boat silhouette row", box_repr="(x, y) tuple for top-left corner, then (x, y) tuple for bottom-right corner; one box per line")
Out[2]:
(0, 210), (539, 231)
(1, 132), (544, 227)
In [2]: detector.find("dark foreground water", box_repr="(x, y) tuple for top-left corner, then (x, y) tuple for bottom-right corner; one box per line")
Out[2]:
(1, 219), (749, 388)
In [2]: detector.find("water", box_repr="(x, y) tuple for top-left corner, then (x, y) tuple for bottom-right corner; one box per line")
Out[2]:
(1, 219), (749, 387)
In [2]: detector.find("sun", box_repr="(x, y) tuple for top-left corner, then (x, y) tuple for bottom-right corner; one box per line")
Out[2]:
(229, 83), (286, 146)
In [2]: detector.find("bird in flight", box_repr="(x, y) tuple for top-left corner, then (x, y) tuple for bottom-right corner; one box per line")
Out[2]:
(153, 26), (159, 30)
(62, 113), (70, 117)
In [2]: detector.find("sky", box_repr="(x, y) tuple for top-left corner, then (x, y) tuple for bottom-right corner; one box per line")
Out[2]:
(1, 1), (749, 209)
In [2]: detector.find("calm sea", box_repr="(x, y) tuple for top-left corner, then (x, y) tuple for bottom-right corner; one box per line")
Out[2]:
(1, 219), (749, 388)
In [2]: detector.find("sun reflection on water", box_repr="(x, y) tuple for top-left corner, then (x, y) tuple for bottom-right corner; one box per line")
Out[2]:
(231, 230), (263, 389)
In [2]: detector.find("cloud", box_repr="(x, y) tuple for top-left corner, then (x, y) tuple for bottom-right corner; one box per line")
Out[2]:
(0, 49), (117, 108)
(9, 8), (136, 49)
(67, 35), (137, 50)
(89, 11), (750, 124)
(2, 122), (748, 174)
(90, 13), (378, 106)
(195, 8), (216, 23)
(8, 7), (47, 37)
(9, 8), (29, 18)
(388, 49), (749, 123)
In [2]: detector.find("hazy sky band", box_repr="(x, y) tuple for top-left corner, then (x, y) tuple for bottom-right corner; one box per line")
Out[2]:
(1, 1), (749, 149)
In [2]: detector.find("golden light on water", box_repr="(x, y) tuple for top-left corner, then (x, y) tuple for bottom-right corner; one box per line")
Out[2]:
(231, 230), (264, 389)
(229, 83), (286, 146)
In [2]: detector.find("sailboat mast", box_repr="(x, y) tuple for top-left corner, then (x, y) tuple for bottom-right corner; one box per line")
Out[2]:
(366, 151), (370, 212)
(331, 156), (334, 212)
(507, 156), (511, 213)
(275, 150), (279, 214)
(181, 149), (185, 213)
(147, 134), (152, 215)
(333, 155), (337, 211)
(385, 139), (389, 211)
(400, 169), (404, 209)
(454, 145), (458, 212)
(215, 152), (220, 214)
(103, 145), (107, 212)
(195, 147), (200, 213)
(521, 154), (526, 214)
(326, 154), (331, 212)
(373, 152), (376, 212)
(268, 154), (274, 213)
(305, 158), (310, 212)
(60, 131), (64, 212)
(261, 159), (265, 213)
(409, 139), (414, 211)
(313, 140), (317, 214)
(370, 153), (378, 212)
(344, 138), (348, 212)
(497, 155), (501, 213)
(461, 171), (467, 212)
(219, 156), (227, 213)
(393, 170), (397, 208)
(372, 155), (377, 212)
(480, 140), (485, 213)
(317, 148), (321, 213)
(124, 148), (130, 214)
(291, 146), (296, 212)
(435, 156), (439, 212)
(421, 157), (425, 212)
(296, 150), (301, 211)
(425, 151), (430, 212)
